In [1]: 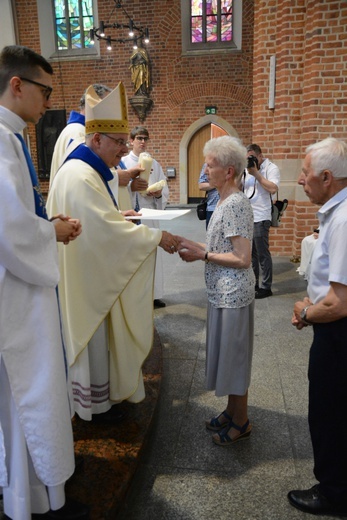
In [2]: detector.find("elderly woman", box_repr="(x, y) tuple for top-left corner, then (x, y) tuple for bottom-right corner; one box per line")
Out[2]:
(178, 136), (255, 446)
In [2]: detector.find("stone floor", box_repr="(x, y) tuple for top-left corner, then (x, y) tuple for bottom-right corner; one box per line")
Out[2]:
(1, 209), (342, 520)
(116, 210), (340, 520)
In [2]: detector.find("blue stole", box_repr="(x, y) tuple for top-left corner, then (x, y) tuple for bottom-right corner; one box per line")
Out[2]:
(64, 143), (119, 209)
(15, 132), (68, 376)
(67, 111), (85, 126)
(66, 112), (86, 147)
(15, 133), (48, 219)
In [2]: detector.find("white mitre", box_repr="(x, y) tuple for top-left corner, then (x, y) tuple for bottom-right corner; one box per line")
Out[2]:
(85, 81), (129, 134)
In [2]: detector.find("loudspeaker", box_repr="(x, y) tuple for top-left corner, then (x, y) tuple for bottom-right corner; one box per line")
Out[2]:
(35, 109), (66, 179)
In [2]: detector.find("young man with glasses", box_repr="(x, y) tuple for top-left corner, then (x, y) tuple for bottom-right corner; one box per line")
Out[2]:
(18, 75), (53, 99)
(122, 126), (170, 308)
(0, 45), (87, 519)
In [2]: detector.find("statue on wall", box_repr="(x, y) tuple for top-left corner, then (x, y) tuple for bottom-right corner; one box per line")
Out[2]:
(130, 47), (151, 96)
(129, 47), (153, 121)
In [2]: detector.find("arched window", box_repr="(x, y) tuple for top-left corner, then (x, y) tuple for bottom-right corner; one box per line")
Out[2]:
(181, 0), (242, 54)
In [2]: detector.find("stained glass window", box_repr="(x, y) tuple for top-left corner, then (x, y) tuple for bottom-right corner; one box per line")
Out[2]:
(191, 0), (232, 44)
(54, 0), (94, 51)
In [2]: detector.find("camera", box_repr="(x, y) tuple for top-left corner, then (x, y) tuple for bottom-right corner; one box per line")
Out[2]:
(247, 155), (259, 169)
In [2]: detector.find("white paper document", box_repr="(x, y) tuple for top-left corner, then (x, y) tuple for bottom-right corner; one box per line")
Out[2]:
(124, 208), (191, 221)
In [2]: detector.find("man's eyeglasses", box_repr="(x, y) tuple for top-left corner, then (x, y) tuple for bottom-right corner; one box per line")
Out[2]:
(135, 136), (149, 142)
(101, 134), (130, 147)
(19, 77), (53, 101)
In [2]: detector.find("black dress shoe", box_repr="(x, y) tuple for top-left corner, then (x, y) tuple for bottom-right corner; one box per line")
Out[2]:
(154, 299), (166, 308)
(255, 288), (273, 299)
(288, 485), (347, 516)
(91, 403), (127, 424)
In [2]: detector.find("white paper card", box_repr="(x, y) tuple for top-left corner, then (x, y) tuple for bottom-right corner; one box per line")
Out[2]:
(124, 208), (191, 221)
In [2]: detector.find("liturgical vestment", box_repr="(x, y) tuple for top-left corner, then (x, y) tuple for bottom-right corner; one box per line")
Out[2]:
(0, 106), (74, 519)
(47, 144), (162, 420)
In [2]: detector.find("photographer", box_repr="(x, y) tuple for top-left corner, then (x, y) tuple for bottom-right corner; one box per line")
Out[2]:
(242, 144), (280, 299)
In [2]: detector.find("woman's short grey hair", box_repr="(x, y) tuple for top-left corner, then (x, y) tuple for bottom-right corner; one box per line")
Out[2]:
(306, 137), (347, 179)
(203, 136), (247, 180)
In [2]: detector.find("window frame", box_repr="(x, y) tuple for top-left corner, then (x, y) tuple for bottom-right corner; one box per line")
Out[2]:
(181, 0), (242, 55)
(37, 0), (99, 61)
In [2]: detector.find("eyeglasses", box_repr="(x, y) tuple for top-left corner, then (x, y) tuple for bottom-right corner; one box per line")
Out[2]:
(135, 136), (149, 142)
(101, 134), (130, 147)
(19, 77), (53, 100)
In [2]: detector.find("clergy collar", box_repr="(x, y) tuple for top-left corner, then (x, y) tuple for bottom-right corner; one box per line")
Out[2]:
(64, 143), (114, 182)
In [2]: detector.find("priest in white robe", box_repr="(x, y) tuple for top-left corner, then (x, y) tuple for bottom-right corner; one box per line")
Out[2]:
(47, 82), (178, 421)
(0, 45), (85, 520)
(122, 126), (170, 307)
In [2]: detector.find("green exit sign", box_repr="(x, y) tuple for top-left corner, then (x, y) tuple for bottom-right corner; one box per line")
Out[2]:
(205, 106), (217, 115)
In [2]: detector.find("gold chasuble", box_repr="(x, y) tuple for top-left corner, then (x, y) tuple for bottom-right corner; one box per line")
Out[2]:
(47, 152), (161, 407)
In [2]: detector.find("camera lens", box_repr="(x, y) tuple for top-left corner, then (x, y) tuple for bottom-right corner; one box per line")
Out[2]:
(247, 155), (258, 169)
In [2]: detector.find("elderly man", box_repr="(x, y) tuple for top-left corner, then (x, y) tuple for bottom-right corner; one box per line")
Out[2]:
(50, 83), (111, 183)
(49, 84), (143, 210)
(47, 83), (178, 421)
(288, 138), (347, 517)
(0, 45), (86, 519)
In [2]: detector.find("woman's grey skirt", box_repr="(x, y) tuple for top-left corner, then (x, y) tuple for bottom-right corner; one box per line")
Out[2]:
(205, 300), (254, 396)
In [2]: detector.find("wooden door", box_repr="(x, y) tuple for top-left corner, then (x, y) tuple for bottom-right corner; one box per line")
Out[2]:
(211, 123), (227, 138)
(187, 125), (210, 200)
(187, 124), (228, 201)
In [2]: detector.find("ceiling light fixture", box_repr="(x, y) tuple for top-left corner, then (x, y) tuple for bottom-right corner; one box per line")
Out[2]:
(89, 0), (150, 51)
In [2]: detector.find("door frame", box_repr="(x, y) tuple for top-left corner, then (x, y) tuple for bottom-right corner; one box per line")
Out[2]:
(179, 115), (240, 204)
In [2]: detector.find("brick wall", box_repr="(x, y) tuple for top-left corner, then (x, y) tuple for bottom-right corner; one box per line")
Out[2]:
(15, 0), (253, 204)
(12, 0), (347, 257)
(253, 0), (347, 257)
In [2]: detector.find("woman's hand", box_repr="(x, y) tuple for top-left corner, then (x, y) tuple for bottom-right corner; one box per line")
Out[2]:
(177, 237), (206, 263)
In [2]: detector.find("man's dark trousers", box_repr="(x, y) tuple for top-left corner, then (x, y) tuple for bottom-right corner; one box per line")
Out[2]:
(308, 317), (347, 508)
(252, 220), (272, 290)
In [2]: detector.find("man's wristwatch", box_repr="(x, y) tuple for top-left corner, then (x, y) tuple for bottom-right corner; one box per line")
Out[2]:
(300, 305), (313, 325)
